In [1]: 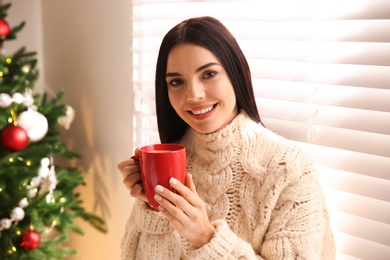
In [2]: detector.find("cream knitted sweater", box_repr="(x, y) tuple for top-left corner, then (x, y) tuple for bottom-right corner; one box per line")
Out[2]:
(121, 112), (336, 259)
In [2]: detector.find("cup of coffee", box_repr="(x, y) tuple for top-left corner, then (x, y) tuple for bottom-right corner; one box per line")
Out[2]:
(131, 143), (186, 209)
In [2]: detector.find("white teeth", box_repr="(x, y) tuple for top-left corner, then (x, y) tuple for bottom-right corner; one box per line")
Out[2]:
(191, 105), (213, 115)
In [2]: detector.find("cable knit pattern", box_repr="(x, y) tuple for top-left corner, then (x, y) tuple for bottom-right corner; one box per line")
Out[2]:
(121, 111), (336, 259)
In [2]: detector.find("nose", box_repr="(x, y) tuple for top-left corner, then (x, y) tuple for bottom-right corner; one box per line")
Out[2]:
(186, 80), (205, 101)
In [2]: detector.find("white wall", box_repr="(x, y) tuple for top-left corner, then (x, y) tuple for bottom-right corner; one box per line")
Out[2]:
(6, 0), (134, 259)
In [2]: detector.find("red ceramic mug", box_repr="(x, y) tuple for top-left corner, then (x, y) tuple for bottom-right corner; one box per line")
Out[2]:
(131, 143), (186, 209)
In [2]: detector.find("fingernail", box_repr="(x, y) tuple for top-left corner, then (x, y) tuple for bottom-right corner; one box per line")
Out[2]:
(154, 194), (162, 201)
(159, 205), (165, 211)
(170, 177), (178, 185)
(155, 185), (164, 192)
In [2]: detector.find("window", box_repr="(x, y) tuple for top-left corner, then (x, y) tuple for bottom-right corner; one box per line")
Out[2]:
(131, 0), (390, 258)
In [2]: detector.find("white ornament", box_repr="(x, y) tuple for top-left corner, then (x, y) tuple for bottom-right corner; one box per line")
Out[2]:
(0, 89), (35, 108)
(30, 176), (42, 187)
(58, 105), (75, 130)
(28, 188), (38, 198)
(23, 89), (34, 107)
(0, 93), (12, 108)
(40, 164), (58, 200)
(46, 191), (55, 203)
(10, 207), (25, 221)
(19, 198), (29, 208)
(38, 157), (51, 179)
(40, 157), (50, 167)
(48, 165), (57, 187)
(12, 92), (24, 104)
(17, 109), (49, 142)
(1, 218), (12, 230)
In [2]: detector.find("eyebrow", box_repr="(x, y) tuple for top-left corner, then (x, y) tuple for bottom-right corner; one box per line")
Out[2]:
(165, 62), (219, 78)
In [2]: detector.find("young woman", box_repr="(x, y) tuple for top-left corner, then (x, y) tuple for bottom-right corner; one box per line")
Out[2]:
(118, 16), (336, 259)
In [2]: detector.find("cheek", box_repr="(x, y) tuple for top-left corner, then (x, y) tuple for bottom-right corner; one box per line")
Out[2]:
(221, 82), (236, 106)
(228, 88), (236, 105)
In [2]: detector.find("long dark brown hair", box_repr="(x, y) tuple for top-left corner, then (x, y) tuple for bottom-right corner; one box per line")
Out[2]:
(155, 16), (262, 143)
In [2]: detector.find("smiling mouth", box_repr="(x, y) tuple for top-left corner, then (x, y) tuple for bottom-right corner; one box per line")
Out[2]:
(189, 104), (216, 115)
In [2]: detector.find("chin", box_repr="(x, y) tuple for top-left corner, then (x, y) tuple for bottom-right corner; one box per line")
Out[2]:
(193, 124), (222, 134)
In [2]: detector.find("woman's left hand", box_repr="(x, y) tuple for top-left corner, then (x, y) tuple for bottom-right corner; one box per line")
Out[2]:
(154, 173), (215, 248)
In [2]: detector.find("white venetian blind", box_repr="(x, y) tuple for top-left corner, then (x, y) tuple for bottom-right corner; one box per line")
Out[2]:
(131, 1), (390, 259)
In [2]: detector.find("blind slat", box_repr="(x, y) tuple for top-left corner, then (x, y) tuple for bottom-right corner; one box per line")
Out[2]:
(258, 99), (390, 135)
(133, 41), (390, 66)
(134, 19), (390, 42)
(312, 126), (389, 157)
(313, 145), (390, 181)
(240, 41), (390, 66)
(229, 20), (390, 42)
(253, 79), (390, 112)
(330, 211), (390, 247)
(321, 187), (390, 223)
(250, 60), (390, 89)
(334, 232), (390, 260)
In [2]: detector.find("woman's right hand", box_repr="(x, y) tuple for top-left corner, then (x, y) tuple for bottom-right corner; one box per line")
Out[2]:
(117, 148), (148, 203)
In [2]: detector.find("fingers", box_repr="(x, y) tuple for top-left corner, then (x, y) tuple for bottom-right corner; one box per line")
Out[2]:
(122, 168), (141, 189)
(154, 175), (215, 248)
(117, 159), (139, 176)
(154, 177), (202, 216)
(117, 150), (148, 203)
(185, 173), (197, 194)
(117, 147), (140, 176)
(174, 175), (201, 208)
(121, 165), (145, 201)
(130, 182), (145, 198)
(155, 190), (187, 225)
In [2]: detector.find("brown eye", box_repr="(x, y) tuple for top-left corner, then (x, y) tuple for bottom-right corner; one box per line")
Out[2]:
(169, 78), (184, 87)
(203, 71), (217, 79)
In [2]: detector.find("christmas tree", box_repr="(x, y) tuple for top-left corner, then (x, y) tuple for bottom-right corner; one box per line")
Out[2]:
(0, 3), (106, 259)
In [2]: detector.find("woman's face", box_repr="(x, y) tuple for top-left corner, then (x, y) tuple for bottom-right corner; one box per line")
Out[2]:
(166, 43), (238, 134)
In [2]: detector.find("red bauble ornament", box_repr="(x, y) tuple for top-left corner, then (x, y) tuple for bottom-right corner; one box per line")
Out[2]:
(1, 125), (29, 151)
(0, 18), (10, 38)
(20, 230), (41, 250)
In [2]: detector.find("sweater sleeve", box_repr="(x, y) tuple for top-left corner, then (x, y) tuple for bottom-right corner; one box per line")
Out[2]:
(187, 220), (264, 259)
(259, 151), (336, 260)
(121, 200), (182, 260)
(193, 173), (334, 260)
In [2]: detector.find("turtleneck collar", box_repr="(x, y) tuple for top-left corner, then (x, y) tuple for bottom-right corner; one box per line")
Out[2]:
(180, 110), (250, 154)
